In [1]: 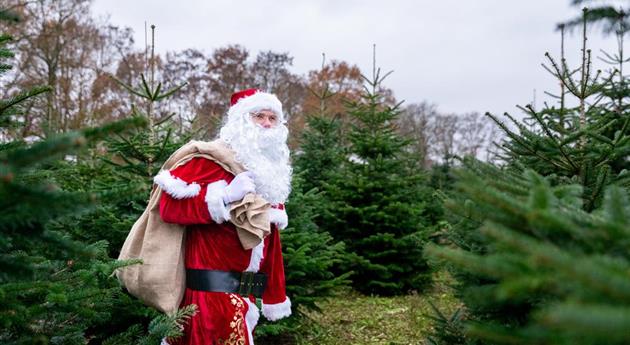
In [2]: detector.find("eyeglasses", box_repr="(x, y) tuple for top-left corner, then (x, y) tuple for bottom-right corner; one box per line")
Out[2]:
(249, 111), (279, 126)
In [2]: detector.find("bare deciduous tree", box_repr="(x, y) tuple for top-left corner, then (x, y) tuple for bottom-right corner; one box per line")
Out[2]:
(399, 102), (501, 167)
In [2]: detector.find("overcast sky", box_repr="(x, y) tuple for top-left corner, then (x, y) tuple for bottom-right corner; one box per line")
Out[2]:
(92, 0), (625, 117)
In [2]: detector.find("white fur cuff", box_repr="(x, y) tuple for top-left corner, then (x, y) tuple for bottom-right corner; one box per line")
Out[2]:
(205, 180), (231, 223)
(268, 208), (288, 230)
(154, 170), (201, 199)
(244, 298), (260, 345)
(262, 297), (292, 321)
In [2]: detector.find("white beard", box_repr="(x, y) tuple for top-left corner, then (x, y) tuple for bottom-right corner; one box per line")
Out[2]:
(218, 115), (292, 205)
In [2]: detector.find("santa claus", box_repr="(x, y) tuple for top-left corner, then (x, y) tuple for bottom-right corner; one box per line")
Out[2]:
(154, 89), (292, 345)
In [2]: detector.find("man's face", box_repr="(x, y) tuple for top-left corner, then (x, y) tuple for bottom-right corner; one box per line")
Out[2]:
(249, 109), (279, 129)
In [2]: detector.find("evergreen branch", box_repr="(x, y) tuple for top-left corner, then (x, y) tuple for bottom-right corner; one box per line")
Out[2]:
(489, 112), (571, 171)
(536, 303), (630, 342)
(565, 58), (583, 96)
(0, 47), (14, 59)
(613, 117), (630, 145)
(152, 82), (162, 101)
(584, 93), (607, 115)
(82, 116), (147, 141)
(155, 127), (172, 162)
(154, 81), (187, 101)
(110, 74), (150, 99)
(543, 90), (563, 100)
(586, 130), (614, 145)
(113, 132), (149, 162)
(138, 304), (198, 345)
(155, 113), (175, 126)
(2, 133), (85, 170)
(588, 69), (618, 97)
(0, 85), (52, 116)
(586, 165), (609, 210)
(0, 63), (11, 74)
(525, 104), (578, 171)
(424, 244), (516, 279)
(482, 223), (630, 301)
(543, 54), (580, 96)
(0, 33), (13, 44)
(141, 73), (153, 99)
(598, 49), (619, 64)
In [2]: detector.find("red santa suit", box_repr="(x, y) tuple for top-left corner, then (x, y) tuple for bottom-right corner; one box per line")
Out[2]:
(155, 156), (291, 345)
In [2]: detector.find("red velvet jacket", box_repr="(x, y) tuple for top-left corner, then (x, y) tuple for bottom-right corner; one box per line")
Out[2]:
(155, 157), (290, 345)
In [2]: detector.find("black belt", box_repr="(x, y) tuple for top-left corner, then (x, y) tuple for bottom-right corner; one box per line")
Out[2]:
(186, 269), (267, 298)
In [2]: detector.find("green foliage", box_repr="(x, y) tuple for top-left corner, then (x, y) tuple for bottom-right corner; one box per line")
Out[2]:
(426, 164), (630, 344)
(103, 304), (197, 345)
(425, 302), (467, 345)
(46, 46), (193, 342)
(562, 4), (628, 35)
(0, 18), (160, 344)
(0, 17), (196, 343)
(255, 173), (351, 340)
(322, 71), (435, 295)
(488, 10), (630, 212)
(294, 114), (345, 194)
(426, 9), (630, 344)
(282, 174), (351, 313)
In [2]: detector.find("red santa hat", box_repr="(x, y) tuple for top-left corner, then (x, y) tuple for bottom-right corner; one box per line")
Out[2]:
(228, 88), (285, 123)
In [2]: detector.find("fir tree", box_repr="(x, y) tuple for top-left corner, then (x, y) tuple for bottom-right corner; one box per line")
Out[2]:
(487, 9), (630, 211)
(0, 13), (154, 344)
(426, 162), (630, 344)
(35, 25), (197, 344)
(425, 8), (630, 345)
(80, 27), (197, 343)
(294, 114), (345, 194)
(324, 66), (434, 295)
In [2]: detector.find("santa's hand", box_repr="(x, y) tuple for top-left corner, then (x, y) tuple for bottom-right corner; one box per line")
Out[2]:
(223, 171), (256, 204)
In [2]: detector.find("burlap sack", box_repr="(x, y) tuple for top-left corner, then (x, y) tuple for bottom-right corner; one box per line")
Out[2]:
(230, 193), (271, 248)
(116, 140), (270, 314)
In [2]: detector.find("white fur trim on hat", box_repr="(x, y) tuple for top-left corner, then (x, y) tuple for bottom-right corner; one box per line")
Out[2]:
(154, 170), (201, 199)
(268, 208), (288, 230)
(262, 297), (292, 321)
(228, 91), (285, 123)
(205, 180), (231, 223)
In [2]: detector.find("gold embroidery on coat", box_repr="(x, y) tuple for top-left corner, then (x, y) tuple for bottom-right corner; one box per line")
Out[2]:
(218, 294), (246, 345)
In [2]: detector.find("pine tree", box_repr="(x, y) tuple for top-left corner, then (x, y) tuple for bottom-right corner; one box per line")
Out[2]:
(487, 9), (630, 211)
(425, 8), (630, 345)
(562, 1), (629, 35)
(324, 67), (435, 295)
(0, 13), (153, 344)
(294, 114), (345, 194)
(62, 26), (199, 343)
(426, 163), (630, 344)
(27, 25), (199, 344)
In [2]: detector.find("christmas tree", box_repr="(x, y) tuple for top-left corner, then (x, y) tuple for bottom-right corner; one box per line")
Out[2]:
(0, 11), (159, 343)
(0, 19), (199, 343)
(425, 8), (630, 344)
(323, 66), (435, 295)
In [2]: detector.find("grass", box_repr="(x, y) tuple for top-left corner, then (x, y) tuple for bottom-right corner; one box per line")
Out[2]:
(294, 271), (461, 345)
